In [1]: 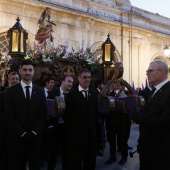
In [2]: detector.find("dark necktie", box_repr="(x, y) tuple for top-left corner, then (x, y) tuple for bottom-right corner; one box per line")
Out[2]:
(25, 86), (30, 102)
(148, 87), (156, 103)
(82, 90), (88, 101)
(63, 92), (67, 99)
(47, 91), (50, 99)
(150, 87), (156, 97)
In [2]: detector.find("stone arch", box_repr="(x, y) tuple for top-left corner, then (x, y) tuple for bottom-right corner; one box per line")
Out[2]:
(0, 30), (35, 54)
(26, 31), (36, 50)
(151, 52), (170, 64)
(151, 52), (170, 79)
(91, 41), (122, 63)
(0, 32), (9, 54)
(114, 48), (122, 62)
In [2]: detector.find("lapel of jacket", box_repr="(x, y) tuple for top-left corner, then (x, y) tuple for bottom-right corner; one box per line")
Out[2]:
(56, 88), (60, 96)
(17, 83), (26, 102)
(31, 84), (37, 103)
(146, 82), (169, 108)
(87, 89), (93, 104)
(77, 88), (87, 102)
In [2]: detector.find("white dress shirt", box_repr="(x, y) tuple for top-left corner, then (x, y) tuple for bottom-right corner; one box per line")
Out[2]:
(20, 80), (32, 98)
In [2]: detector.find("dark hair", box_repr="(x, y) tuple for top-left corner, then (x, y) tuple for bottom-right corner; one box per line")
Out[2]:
(94, 79), (103, 88)
(78, 69), (91, 76)
(42, 7), (51, 21)
(20, 59), (34, 68)
(61, 75), (73, 81)
(43, 76), (55, 86)
(8, 71), (20, 80)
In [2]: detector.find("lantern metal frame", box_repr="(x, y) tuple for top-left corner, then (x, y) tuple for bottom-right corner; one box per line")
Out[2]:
(102, 34), (115, 82)
(102, 33), (115, 65)
(7, 17), (28, 61)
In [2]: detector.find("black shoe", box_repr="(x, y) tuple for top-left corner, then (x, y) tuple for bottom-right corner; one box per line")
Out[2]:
(105, 157), (116, 164)
(118, 158), (127, 164)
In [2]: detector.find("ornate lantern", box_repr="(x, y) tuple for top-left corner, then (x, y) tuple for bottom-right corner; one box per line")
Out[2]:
(7, 17), (28, 61)
(102, 34), (115, 82)
(102, 33), (115, 65)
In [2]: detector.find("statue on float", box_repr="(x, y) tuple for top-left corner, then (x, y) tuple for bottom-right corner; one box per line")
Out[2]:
(35, 7), (56, 49)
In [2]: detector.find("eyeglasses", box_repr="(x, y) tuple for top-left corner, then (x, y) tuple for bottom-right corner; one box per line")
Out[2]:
(146, 69), (160, 74)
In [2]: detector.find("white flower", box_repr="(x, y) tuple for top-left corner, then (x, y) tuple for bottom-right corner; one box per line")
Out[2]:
(96, 54), (101, 59)
(57, 52), (61, 56)
(62, 54), (69, 59)
(46, 57), (52, 62)
(42, 58), (47, 62)
(1, 56), (6, 61)
(86, 58), (95, 64)
(25, 56), (30, 59)
(6, 55), (11, 61)
(42, 54), (46, 59)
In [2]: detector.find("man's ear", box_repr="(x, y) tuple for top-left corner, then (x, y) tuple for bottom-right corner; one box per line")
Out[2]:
(159, 69), (163, 75)
(32, 69), (35, 76)
(19, 68), (21, 74)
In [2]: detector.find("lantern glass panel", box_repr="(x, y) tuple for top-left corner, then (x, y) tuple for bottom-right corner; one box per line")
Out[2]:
(20, 31), (24, 52)
(12, 30), (19, 52)
(105, 44), (111, 61)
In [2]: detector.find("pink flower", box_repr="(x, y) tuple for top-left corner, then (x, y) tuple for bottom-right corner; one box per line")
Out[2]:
(34, 52), (39, 58)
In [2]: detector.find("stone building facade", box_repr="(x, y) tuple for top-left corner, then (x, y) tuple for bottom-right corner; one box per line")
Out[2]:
(0, 0), (170, 86)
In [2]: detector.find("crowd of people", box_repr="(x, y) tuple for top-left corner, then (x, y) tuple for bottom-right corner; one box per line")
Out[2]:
(0, 59), (170, 170)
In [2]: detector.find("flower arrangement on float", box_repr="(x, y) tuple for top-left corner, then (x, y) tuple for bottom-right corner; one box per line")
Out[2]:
(25, 40), (102, 73)
(0, 39), (102, 73)
(0, 52), (11, 67)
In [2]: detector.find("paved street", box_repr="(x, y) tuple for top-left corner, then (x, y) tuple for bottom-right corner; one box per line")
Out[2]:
(40, 122), (140, 170)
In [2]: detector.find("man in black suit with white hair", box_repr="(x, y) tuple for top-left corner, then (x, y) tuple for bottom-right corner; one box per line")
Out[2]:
(132, 59), (170, 170)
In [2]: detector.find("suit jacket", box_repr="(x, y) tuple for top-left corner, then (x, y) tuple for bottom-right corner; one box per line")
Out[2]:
(0, 90), (6, 149)
(5, 83), (47, 141)
(137, 81), (170, 164)
(94, 88), (100, 94)
(45, 88), (58, 99)
(53, 88), (60, 98)
(65, 87), (98, 145)
(0, 90), (5, 128)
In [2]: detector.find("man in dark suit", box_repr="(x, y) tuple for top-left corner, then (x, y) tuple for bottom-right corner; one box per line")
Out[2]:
(5, 59), (47, 170)
(94, 79), (104, 94)
(105, 81), (128, 165)
(47, 75), (73, 170)
(132, 59), (170, 170)
(65, 69), (98, 170)
(40, 76), (55, 164)
(0, 72), (20, 169)
(94, 79), (106, 156)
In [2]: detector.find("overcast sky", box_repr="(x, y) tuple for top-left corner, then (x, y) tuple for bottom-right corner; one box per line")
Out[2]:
(130, 0), (170, 18)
